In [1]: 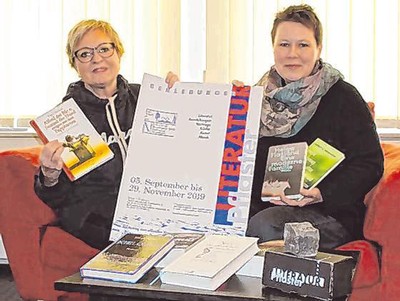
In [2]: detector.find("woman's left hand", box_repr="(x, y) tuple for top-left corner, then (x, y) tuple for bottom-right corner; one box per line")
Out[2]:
(269, 188), (323, 207)
(165, 71), (180, 88)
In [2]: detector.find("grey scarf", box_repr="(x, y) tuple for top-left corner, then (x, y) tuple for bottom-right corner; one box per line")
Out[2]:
(257, 60), (343, 138)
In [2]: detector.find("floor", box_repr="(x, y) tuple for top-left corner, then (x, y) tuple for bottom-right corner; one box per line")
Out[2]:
(0, 265), (23, 301)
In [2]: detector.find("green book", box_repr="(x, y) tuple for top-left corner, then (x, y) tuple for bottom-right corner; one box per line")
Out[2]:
(303, 138), (345, 189)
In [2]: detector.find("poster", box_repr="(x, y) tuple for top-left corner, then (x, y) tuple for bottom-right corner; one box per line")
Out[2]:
(110, 73), (263, 240)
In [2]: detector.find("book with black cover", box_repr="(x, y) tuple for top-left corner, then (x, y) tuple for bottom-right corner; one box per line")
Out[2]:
(155, 233), (205, 268)
(30, 98), (114, 181)
(80, 233), (174, 283)
(262, 142), (308, 202)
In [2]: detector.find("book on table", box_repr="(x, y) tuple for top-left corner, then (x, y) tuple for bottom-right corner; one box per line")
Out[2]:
(261, 142), (308, 202)
(80, 233), (174, 283)
(155, 232), (205, 269)
(159, 234), (259, 290)
(30, 98), (114, 181)
(303, 138), (345, 189)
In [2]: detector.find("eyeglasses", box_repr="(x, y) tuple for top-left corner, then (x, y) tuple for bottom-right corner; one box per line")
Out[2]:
(74, 42), (115, 63)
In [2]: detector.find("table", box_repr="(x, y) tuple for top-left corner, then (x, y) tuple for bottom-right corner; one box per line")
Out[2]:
(55, 269), (347, 301)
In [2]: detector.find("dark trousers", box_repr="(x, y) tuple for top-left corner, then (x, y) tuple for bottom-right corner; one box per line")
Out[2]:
(246, 206), (353, 249)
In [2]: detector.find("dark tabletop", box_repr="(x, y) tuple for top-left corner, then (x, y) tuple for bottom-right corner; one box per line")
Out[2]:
(55, 269), (346, 301)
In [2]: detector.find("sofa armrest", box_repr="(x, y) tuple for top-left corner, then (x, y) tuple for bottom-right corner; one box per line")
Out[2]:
(363, 143), (400, 247)
(0, 147), (56, 230)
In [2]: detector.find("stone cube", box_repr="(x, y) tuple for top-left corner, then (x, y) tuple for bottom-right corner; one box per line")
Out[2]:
(284, 222), (320, 257)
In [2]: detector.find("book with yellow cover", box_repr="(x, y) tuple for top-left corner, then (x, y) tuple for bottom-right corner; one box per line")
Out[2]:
(80, 233), (175, 283)
(30, 98), (114, 181)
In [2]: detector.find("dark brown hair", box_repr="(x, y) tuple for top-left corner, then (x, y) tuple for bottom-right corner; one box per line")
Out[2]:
(271, 4), (323, 46)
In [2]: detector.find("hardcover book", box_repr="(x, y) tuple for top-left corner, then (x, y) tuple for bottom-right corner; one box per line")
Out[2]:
(262, 142), (308, 202)
(160, 234), (259, 290)
(80, 233), (174, 283)
(303, 138), (345, 189)
(155, 233), (205, 268)
(30, 98), (114, 181)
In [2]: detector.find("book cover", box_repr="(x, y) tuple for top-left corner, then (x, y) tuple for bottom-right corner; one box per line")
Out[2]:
(30, 98), (114, 181)
(155, 233), (205, 268)
(160, 234), (259, 290)
(303, 138), (345, 189)
(262, 142), (308, 202)
(80, 233), (174, 283)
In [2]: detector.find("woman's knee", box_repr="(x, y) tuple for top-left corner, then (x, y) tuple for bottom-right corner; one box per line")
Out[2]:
(246, 209), (283, 242)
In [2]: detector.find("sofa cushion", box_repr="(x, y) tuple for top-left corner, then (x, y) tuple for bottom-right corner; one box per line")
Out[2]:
(40, 226), (99, 270)
(363, 143), (400, 246)
(0, 152), (56, 229)
(337, 240), (380, 289)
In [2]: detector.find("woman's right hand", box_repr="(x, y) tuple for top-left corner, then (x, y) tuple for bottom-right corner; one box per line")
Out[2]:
(40, 140), (64, 187)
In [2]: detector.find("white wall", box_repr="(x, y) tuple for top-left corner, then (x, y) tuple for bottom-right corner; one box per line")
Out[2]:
(0, 133), (41, 151)
(0, 236), (7, 264)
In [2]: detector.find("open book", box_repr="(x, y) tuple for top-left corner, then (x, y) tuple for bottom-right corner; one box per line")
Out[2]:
(30, 98), (114, 181)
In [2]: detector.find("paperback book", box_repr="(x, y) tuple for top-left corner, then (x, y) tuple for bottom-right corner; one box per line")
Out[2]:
(30, 98), (114, 181)
(160, 234), (259, 290)
(80, 233), (174, 283)
(303, 138), (345, 189)
(262, 142), (308, 202)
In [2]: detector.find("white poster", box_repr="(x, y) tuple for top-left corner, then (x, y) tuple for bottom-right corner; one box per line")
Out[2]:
(110, 74), (263, 241)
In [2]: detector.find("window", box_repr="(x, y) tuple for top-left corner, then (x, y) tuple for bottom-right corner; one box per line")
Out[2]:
(0, 0), (399, 130)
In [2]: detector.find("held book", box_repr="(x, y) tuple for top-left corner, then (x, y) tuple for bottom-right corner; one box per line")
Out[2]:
(303, 138), (345, 189)
(80, 233), (175, 283)
(30, 98), (114, 181)
(160, 234), (259, 290)
(262, 142), (308, 202)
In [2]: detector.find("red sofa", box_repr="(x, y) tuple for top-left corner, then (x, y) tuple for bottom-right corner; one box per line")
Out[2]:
(0, 143), (399, 301)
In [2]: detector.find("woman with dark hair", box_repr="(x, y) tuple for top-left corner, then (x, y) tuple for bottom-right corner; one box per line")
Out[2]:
(235, 4), (383, 248)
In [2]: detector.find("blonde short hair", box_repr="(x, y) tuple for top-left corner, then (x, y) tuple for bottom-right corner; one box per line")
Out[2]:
(66, 19), (125, 68)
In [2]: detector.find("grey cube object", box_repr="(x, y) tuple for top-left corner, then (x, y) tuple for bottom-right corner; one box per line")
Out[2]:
(284, 222), (320, 257)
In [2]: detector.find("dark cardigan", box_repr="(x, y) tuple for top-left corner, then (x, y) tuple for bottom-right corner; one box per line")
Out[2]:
(250, 79), (384, 240)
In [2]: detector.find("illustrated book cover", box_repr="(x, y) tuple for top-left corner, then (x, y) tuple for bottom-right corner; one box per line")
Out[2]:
(159, 234), (259, 290)
(303, 138), (345, 189)
(80, 233), (174, 283)
(110, 73), (263, 240)
(30, 98), (114, 181)
(261, 142), (308, 202)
